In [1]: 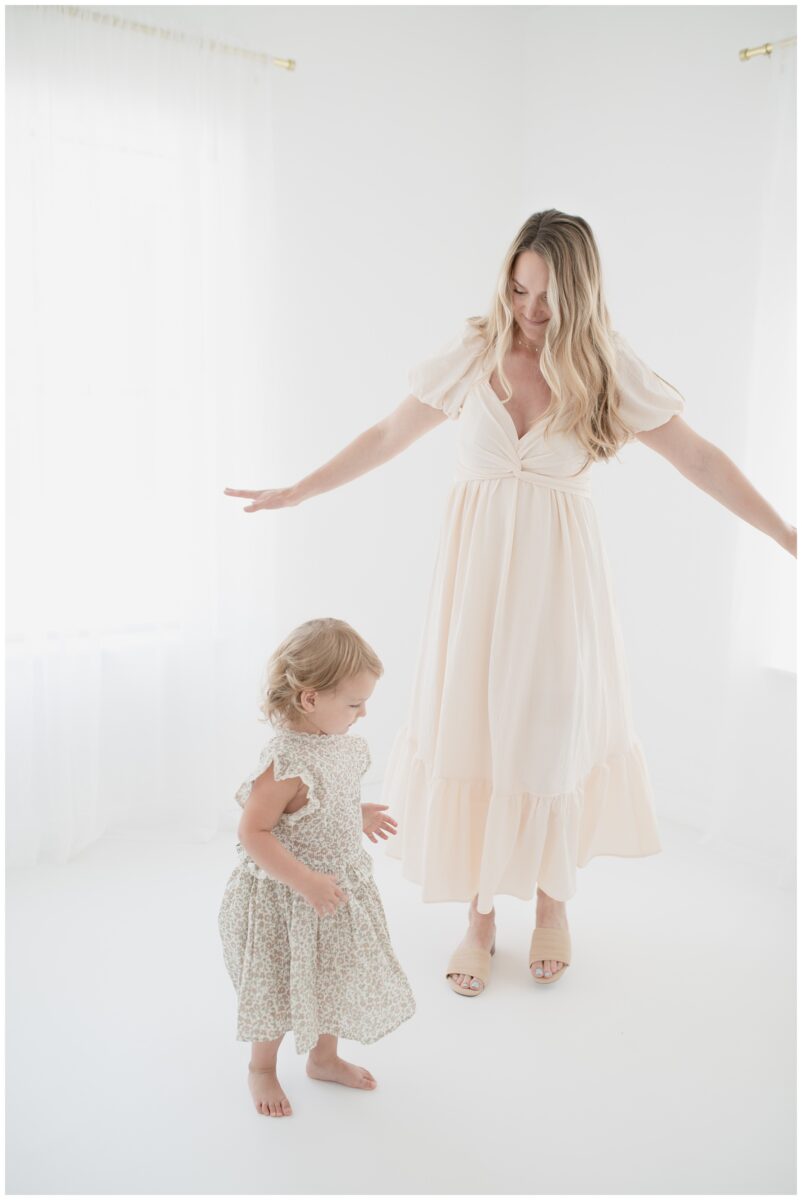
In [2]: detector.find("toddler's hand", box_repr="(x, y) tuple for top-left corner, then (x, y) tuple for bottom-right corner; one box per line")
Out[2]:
(299, 870), (348, 917)
(362, 803), (398, 843)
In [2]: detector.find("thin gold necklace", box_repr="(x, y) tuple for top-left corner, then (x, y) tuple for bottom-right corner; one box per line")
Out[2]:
(515, 333), (541, 354)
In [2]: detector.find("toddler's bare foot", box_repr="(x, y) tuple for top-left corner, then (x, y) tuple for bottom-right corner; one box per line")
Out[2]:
(248, 1066), (293, 1116)
(306, 1052), (377, 1090)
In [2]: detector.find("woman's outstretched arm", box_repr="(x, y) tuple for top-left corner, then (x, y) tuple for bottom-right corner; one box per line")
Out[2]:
(224, 395), (446, 512)
(636, 416), (796, 557)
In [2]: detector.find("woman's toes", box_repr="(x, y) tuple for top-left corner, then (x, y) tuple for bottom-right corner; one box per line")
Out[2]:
(534, 960), (544, 977)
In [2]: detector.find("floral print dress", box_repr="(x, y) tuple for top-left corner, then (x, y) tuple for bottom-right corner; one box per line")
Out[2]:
(219, 728), (416, 1054)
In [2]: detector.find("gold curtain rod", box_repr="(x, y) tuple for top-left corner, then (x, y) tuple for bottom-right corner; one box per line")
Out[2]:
(739, 35), (796, 61)
(51, 6), (296, 70)
(47, 8), (796, 71)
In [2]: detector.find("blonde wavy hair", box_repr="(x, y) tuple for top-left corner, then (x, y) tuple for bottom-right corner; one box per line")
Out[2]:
(260, 618), (384, 727)
(466, 209), (680, 465)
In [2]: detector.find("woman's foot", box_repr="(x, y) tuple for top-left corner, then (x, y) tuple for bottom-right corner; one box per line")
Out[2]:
(531, 886), (569, 980)
(448, 895), (496, 994)
(306, 1051), (377, 1090)
(248, 1065), (293, 1117)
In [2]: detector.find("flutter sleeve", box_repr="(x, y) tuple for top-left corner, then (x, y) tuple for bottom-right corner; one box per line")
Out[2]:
(407, 320), (487, 420)
(234, 735), (321, 826)
(612, 331), (685, 435)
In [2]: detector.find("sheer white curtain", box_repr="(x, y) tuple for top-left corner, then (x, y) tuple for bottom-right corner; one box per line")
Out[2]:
(704, 44), (796, 879)
(6, 7), (281, 865)
(729, 45), (796, 674)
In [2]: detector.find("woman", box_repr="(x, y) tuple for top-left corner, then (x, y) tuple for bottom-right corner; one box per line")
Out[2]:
(226, 210), (796, 997)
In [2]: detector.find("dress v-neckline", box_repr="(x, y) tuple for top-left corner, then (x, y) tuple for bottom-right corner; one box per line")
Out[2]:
(481, 378), (549, 445)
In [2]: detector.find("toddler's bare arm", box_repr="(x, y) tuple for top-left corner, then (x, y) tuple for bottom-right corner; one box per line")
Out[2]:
(237, 765), (315, 893)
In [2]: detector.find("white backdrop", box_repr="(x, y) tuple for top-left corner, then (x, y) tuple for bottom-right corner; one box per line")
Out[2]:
(6, 4), (795, 876)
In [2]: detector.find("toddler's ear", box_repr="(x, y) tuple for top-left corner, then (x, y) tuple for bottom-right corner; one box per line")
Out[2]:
(298, 689), (317, 712)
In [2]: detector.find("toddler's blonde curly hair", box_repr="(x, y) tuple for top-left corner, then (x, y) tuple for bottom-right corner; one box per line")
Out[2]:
(261, 618), (384, 727)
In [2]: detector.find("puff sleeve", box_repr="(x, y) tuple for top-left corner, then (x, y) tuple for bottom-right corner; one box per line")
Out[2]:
(613, 331), (685, 434)
(407, 320), (487, 420)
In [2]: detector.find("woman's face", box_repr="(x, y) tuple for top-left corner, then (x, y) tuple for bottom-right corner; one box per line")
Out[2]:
(510, 249), (552, 337)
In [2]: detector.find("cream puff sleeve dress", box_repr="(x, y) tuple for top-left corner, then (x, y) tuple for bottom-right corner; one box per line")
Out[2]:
(381, 321), (685, 916)
(219, 729), (416, 1053)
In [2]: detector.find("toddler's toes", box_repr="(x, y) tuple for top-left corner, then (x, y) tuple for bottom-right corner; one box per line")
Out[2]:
(280, 1098), (293, 1115)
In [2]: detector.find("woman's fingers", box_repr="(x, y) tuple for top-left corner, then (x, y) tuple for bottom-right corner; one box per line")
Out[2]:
(224, 486), (298, 513)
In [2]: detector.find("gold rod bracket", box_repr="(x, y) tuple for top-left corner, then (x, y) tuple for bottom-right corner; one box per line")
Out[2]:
(739, 35), (796, 61)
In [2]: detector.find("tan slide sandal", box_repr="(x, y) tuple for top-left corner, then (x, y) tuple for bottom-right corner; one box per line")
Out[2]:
(446, 938), (496, 996)
(529, 927), (571, 984)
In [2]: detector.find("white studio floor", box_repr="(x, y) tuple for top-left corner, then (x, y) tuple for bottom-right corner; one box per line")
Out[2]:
(6, 802), (796, 1196)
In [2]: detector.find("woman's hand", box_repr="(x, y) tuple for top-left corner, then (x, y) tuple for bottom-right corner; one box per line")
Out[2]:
(224, 401), (446, 512)
(223, 485), (302, 513)
(298, 870), (348, 917)
(361, 803), (398, 843)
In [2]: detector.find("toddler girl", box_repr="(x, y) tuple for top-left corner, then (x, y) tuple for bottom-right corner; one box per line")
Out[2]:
(218, 617), (416, 1118)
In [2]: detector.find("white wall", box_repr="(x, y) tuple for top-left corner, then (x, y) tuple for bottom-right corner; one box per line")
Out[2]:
(47, 6), (796, 870)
